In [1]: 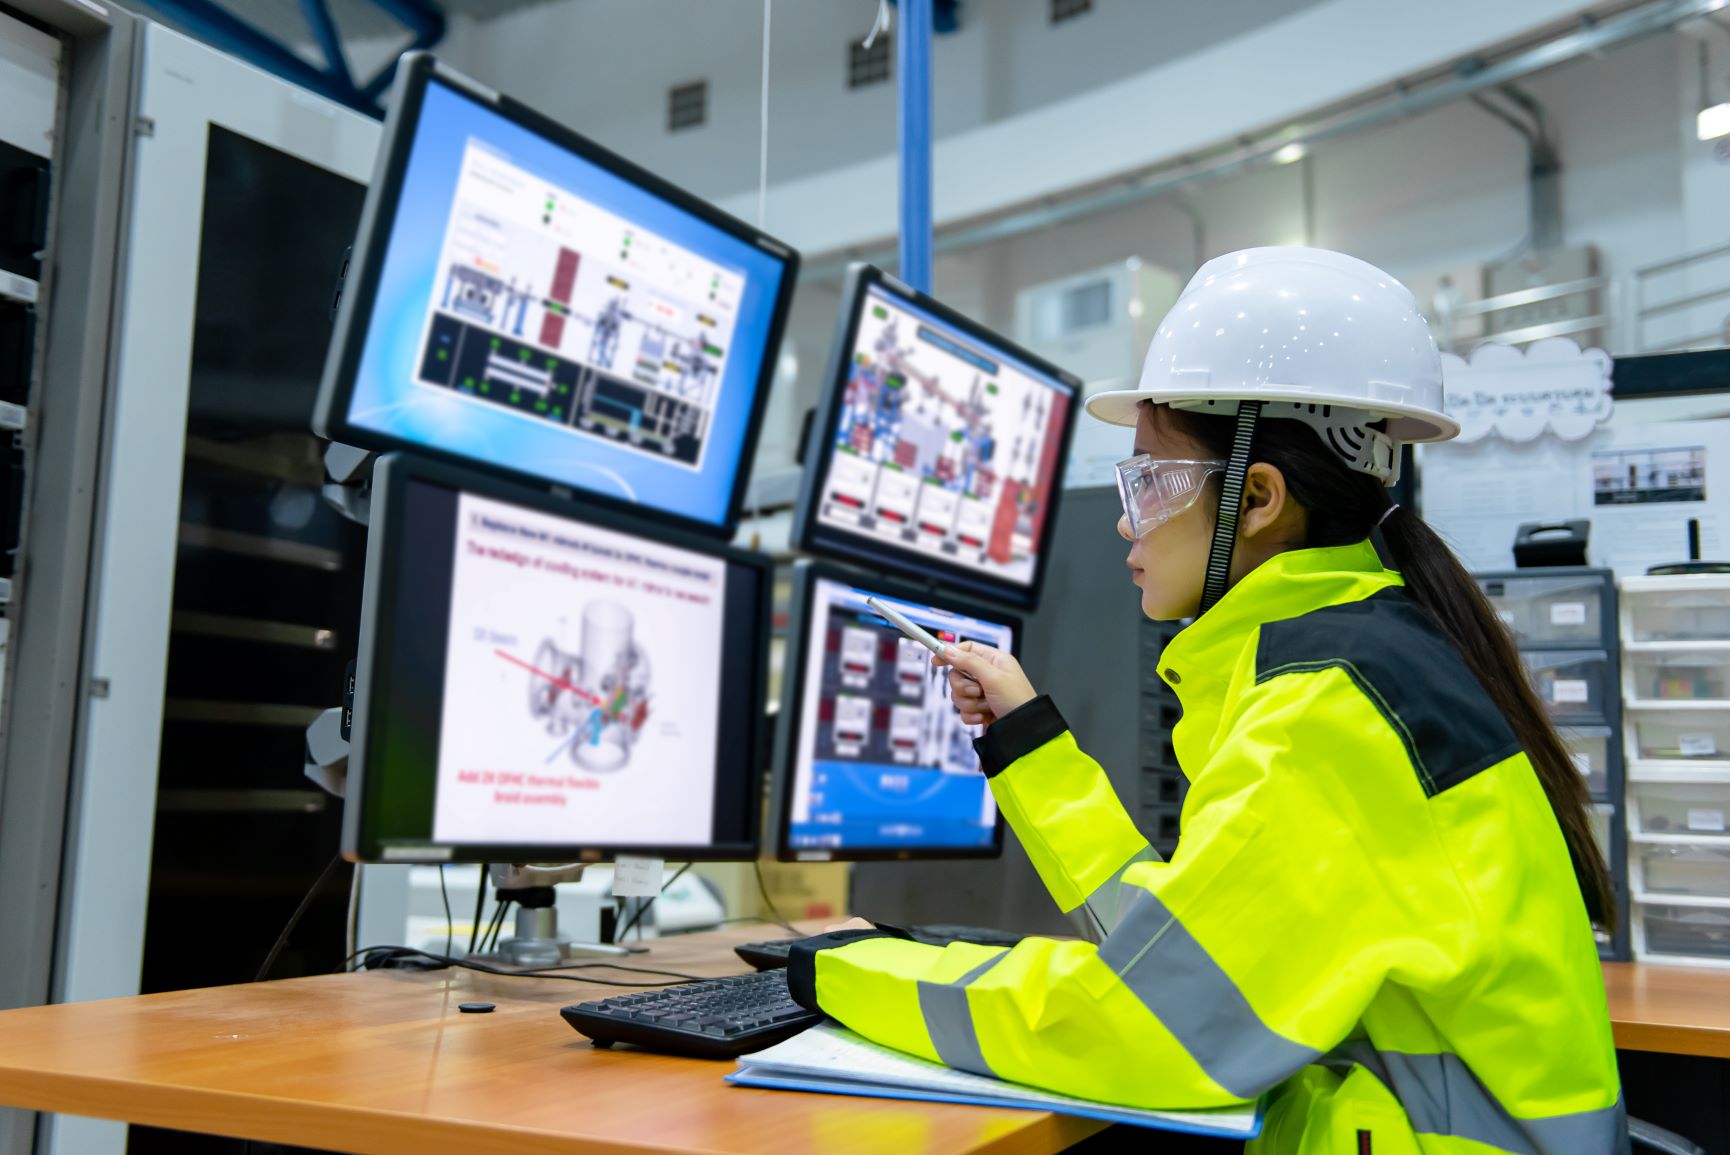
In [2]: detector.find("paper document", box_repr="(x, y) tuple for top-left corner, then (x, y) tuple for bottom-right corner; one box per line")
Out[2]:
(729, 1023), (1261, 1138)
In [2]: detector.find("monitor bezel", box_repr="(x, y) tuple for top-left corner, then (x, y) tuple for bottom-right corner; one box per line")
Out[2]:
(343, 452), (772, 865)
(313, 53), (800, 541)
(768, 558), (1019, 863)
(791, 263), (1082, 609)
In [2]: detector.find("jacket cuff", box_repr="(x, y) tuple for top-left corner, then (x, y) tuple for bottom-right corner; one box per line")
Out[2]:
(785, 929), (890, 1013)
(972, 694), (1069, 778)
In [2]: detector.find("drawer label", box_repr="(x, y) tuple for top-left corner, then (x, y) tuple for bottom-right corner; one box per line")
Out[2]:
(1549, 602), (1588, 626)
(1571, 752), (1593, 776)
(1679, 733), (1719, 758)
(1552, 679), (1590, 705)
(1686, 808), (1727, 833)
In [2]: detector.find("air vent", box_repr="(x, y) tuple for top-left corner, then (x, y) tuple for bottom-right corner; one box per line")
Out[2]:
(667, 80), (708, 132)
(848, 35), (891, 89)
(1050, 0), (1093, 23)
(1060, 278), (1113, 332)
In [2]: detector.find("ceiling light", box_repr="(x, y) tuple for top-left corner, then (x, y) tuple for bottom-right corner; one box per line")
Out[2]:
(1271, 142), (1308, 165)
(1699, 102), (1730, 141)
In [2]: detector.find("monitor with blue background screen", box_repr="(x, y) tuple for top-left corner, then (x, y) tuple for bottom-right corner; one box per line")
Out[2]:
(770, 562), (1016, 861)
(316, 55), (798, 536)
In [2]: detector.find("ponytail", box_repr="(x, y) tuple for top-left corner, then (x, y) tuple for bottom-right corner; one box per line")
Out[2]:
(1153, 404), (1617, 931)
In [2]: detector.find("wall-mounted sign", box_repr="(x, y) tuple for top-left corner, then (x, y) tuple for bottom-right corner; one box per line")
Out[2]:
(1440, 337), (1613, 443)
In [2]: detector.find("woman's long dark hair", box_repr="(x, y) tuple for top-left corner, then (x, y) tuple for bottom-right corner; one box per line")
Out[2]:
(1154, 403), (1616, 931)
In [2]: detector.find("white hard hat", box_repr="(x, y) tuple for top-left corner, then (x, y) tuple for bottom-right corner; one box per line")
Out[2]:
(1086, 247), (1458, 480)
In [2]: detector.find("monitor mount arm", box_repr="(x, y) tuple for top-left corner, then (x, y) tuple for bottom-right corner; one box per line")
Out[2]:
(486, 863), (632, 964)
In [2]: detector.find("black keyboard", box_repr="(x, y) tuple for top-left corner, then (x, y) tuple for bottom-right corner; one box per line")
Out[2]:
(734, 938), (796, 970)
(735, 924), (1027, 971)
(560, 969), (821, 1059)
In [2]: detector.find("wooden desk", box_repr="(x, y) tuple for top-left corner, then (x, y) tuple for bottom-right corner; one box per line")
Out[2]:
(0, 922), (1103, 1155)
(1, 929), (1723, 1155)
(1604, 961), (1730, 1060)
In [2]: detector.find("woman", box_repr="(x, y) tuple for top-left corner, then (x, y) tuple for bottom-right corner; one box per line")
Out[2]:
(785, 247), (1626, 1154)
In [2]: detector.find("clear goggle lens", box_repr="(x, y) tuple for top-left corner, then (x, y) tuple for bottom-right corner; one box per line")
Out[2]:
(1115, 456), (1227, 538)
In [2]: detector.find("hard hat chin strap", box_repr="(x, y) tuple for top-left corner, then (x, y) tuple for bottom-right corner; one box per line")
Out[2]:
(1199, 400), (1262, 615)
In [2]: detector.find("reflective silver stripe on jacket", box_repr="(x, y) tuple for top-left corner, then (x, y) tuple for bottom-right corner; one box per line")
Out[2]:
(1325, 1041), (1631, 1155)
(1097, 887), (1319, 1099)
(915, 952), (1007, 1077)
(1082, 844), (1162, 935)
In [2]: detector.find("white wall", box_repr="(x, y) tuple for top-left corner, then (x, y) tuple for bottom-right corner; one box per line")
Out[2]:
(412, 4), (1718, 477)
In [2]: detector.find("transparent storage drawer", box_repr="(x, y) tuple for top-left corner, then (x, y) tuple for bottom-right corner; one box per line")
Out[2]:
(1590, 803), (1614, 863)
(1625, 586), (1730, 643)
(1630, 781), (1730, 837)
(1560, 726), (1612, 796)
(1627, 651), (1730, 703)
(1629, 711), (1730, 762)
(1519, 650), (1609, 720)
(1479, 575), (1604, 645)
(1638, 842), (1730, 898)
(1639, 903), (1730, 960)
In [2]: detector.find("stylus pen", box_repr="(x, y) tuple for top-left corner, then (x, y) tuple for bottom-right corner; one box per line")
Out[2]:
(865, 597), (979, 683)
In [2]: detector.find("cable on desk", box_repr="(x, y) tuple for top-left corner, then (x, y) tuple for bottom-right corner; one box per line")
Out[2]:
(438, 864), (453, 958)
(468, 863), (488, 955)
(344, 945), (706, 986)
(256, 853), (345, 983)
(754, 859), (802, 934)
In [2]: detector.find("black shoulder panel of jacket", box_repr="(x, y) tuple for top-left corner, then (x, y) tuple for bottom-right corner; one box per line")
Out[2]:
(1254, 587), (1522, 797)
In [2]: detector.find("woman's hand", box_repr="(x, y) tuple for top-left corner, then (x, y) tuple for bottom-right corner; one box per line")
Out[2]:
(823, 917), (875, 934)
(932, 641), (1037, 729)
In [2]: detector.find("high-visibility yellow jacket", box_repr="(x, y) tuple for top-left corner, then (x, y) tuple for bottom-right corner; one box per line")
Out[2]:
(786, 540), (1626, 1154)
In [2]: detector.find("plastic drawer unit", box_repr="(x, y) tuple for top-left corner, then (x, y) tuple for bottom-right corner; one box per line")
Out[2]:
(1634, 901), (1730, 963)
(1590, 803), (1614, 863)
(1520, 649), (1611, 722)
(1627, 709), (1730, 764)
(1628, 780), (1730, 838)
(1482, 567), (1624, 959)
(1634, 841), (1730, 899)
(1625, 650), (1730, 705)
(1480, 573), (1606, 646)
(1622, 577), (1730, 643)
(1560, 726), (1613, 798)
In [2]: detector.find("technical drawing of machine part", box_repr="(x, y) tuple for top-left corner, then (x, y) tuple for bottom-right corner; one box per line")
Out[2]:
(526, 600), (652, 772)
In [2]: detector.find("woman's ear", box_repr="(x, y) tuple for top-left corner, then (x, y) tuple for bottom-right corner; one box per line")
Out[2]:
(1238, 462), (1293, 541)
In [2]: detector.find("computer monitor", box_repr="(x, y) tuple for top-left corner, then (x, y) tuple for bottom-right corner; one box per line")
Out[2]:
(343, 454), (770, 863)
(792, 265), (1082, 608)
(314, 54), (799, 538)
(769, 561), (1018, 861)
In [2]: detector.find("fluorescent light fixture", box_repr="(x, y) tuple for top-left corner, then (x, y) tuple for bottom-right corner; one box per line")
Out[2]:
(1272, 142), (1308, 165)
(1699, 102), (1730, 141)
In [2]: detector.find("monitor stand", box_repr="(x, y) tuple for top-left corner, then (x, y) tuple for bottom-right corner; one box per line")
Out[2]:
(485, 863), (632, 965)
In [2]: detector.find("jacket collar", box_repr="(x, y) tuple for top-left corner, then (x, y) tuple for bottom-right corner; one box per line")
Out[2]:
(1156, 540), (1401, 748)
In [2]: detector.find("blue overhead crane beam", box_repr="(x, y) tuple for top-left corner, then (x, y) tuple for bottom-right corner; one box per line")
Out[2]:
(897, 0), (934, 293)
(133, 0), (444, 117)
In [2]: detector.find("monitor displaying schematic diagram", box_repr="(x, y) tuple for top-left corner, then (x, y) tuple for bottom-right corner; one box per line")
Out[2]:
(792, 265), (1081, 609)
(769, 563), (1016, 861)
(315, 54), (798, 537)
(342, 454), (770, 863)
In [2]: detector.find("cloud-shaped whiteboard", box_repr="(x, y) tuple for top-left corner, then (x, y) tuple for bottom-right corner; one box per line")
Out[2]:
(1440, 338), (1613, 443)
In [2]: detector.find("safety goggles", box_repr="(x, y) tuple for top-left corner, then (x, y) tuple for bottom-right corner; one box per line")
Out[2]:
(1114, 456), (1227, 539)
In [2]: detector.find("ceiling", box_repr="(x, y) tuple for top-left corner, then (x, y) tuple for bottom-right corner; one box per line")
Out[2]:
(175, 0), (563, 54)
